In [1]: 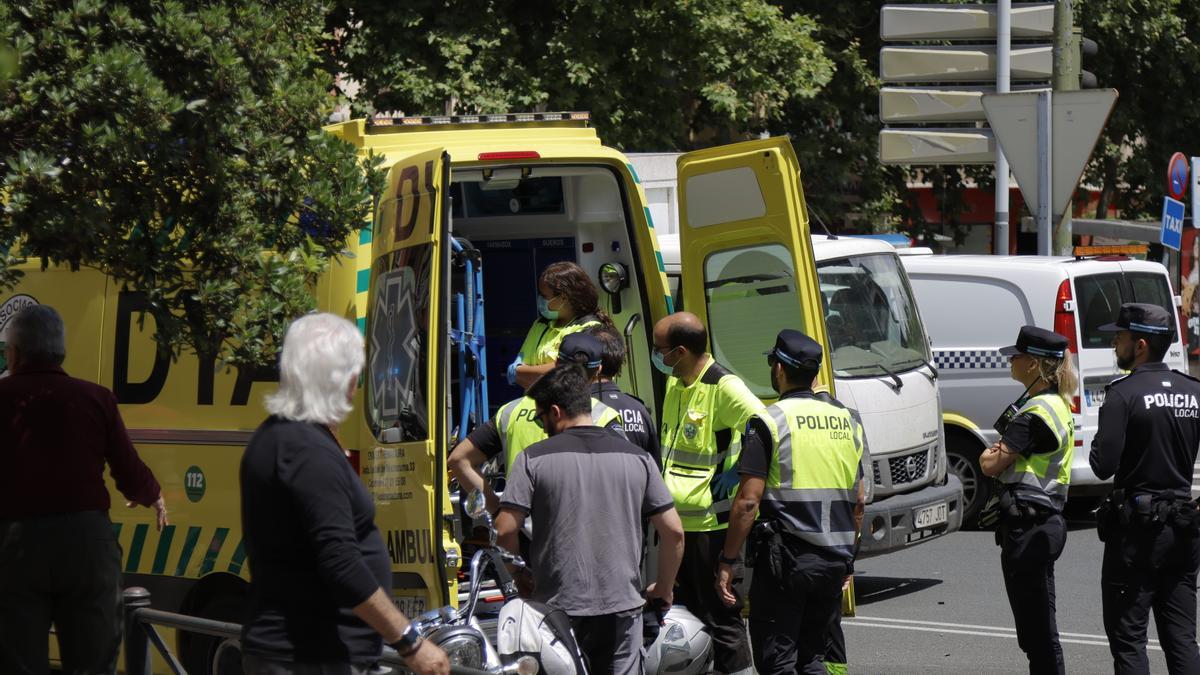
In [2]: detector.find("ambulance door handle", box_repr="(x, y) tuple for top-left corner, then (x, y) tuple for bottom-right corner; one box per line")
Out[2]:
(623, 314), (642, 394)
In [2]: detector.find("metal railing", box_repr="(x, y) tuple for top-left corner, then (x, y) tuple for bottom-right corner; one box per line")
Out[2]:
(121, 587), (487, 675)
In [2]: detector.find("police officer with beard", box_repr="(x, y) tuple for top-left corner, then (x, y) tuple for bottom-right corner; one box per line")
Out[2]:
(1091, 303), (1200, 675)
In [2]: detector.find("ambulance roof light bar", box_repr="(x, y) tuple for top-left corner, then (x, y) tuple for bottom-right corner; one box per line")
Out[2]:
(1072, 244), (1148, 260)
(369, 111), (590, 127)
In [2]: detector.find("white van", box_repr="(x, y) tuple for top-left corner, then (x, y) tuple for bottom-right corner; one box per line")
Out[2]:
(899, 249), (1188, 525)
(659, 233), (963, 555)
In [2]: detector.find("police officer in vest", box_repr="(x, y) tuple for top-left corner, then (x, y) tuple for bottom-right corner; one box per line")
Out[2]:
(589, 326), (659, 463)
(715, 330), (864, 675)
(1090, 303), (1200, 675)
(449, 332), (624, 514)
(653, 311), (765, 675)
(980, 325), (1076, 675)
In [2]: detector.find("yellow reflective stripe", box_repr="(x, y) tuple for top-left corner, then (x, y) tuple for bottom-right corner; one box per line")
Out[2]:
(763, 487), (856, 502)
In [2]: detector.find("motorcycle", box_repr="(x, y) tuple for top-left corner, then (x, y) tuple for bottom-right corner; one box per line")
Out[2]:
(458, 489), (713, 675)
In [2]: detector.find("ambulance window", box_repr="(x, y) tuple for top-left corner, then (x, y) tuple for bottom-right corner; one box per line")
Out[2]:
(366, 246), (432, 442)
(1075, 274), (1124, 349)
(703, 243), (801, 397)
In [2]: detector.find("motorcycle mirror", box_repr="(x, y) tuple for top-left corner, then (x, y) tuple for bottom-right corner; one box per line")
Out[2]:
(465, 489), (488, 519)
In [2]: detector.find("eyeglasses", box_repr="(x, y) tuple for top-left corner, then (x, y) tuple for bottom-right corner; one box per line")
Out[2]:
(767, 353), (778, 368)
(652, 344), (678, 355)
(532, 409), (548, 431)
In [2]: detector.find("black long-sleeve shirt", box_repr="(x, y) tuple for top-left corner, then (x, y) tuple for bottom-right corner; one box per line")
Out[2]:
(1090, 362), (1200, 499)
(240, 416), (391, 664)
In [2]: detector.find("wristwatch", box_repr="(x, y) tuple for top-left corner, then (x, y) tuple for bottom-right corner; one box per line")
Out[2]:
(718, 552), (739, 565)
(388, 623), (423, 658)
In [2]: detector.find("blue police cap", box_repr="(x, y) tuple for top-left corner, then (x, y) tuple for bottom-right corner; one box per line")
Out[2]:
(999, 325), (1068, 359)
(1097, 302), (1175, 336)
(765, 329), (822, 370)
(557, 332), (603, 369)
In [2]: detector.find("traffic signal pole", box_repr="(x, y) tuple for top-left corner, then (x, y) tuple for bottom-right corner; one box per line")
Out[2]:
(994, 0), (1011, 255)
(1052, 0), (1078, 254)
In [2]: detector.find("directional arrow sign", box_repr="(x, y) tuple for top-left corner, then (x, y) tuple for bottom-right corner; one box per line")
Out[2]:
(982, 89), (1118, 221)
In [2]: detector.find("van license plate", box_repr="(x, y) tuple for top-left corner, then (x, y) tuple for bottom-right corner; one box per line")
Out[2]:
(1084, 387), (1106, 408)
(914, 502), (948, 529)
(393, 595), (426, 617)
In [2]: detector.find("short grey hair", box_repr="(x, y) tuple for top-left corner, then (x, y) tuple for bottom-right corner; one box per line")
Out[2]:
(264, 313), (364, 426)
(9, 305), (66, 365)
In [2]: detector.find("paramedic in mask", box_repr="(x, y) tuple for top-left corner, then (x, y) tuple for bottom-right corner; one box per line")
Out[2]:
(507, 261), (614, 390)
(589, 325), (659, 463)
(715, 329), (864, 675)
(495, 364), (684, 675)
(1090, 303), (1200, 675)
(450, 332), (623, 514)
(652, 311), (765, 675)
(980, 325), (1076, 675)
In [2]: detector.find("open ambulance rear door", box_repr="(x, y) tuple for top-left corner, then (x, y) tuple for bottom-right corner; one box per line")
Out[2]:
(675, 138), (832, 397)
(358, 147), (458, 615)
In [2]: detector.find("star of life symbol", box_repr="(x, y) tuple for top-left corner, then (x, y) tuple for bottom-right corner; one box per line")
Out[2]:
(369, 270), (421, 426)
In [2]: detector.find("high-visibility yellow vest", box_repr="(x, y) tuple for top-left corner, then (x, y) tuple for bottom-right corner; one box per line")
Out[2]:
(660, 359), (765, 532)
(514, 315), (601, 366)
(998, 391), (1074, 509)
(494, 395), (622, 475)
(752, 394), (864, 560)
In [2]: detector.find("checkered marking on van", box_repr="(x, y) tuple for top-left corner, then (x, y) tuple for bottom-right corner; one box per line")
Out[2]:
(934, 349), (1008, 370)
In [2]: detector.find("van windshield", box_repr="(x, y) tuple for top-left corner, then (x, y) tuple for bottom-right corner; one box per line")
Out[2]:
(817, 253), (932, 378)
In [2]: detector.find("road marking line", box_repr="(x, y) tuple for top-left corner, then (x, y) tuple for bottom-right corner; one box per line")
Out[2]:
(844, 621), (1161, 651)
(846, 616), (1160, 648)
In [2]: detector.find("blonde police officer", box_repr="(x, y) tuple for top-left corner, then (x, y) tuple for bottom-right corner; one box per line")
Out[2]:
(653, 311), (765, 675)
(716, 329), (864, 675)
(981, 325), (1076, 675)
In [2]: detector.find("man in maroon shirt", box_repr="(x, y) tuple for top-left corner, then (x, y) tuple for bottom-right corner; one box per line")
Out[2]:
(0, 304), (167, 675)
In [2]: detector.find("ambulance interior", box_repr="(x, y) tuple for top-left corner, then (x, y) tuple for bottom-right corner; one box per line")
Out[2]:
(444, 164), (659, 441)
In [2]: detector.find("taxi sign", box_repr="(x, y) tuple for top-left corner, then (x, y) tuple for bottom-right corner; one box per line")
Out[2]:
(1162, 196), (1186, 251)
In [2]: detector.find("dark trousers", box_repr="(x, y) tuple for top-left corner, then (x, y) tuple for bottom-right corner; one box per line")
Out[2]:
(675, 530), (751, 674)
(998, 512), (1067, 675)
(1101, 520), (1200, 674)
(0, 511), (123, 675)
(748, 544), (845, 675)
(569, 607), (642, 675)
(824, 618), (847, 673)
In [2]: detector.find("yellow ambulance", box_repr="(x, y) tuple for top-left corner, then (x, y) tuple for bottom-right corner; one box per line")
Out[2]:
(3, 112), (831, 674)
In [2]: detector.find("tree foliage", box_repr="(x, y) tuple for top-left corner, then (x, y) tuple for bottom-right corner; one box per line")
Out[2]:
(329, 0), (835, 150)
(1081, 0), (1200, 219)
(0, 0), (383, 367)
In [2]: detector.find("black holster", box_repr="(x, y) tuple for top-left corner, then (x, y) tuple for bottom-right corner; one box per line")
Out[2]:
(748, 520), (783, 577)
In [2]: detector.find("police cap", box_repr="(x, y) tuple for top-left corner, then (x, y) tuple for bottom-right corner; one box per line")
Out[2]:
(557, 332), (603, 369)
(999, 325), (1069, 359)
(765, 329), (822, 370)
(1097, 302), (1175, 337)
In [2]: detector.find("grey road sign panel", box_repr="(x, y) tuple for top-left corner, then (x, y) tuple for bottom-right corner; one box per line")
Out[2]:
(879, 128), (996, 165)
(880, 85), (1049, 124)
(881, 3), (1054, 41)
(880, 45), (1052, 83)
(982, 89), (1118, 219)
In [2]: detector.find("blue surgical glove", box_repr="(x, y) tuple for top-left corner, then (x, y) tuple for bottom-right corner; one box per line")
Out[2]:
(506, 358), (522, 386)
(711, 468), (740, 499)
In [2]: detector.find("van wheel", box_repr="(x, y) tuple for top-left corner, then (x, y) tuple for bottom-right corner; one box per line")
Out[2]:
(180, 594), (245, 675)
(946, 435), (992, 529)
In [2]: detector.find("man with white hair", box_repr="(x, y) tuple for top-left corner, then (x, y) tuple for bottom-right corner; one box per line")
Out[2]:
(0, 304), (167, 675)
(240, 312), (449, 675)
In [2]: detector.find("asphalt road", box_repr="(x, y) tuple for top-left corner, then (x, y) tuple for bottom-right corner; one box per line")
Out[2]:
(843, 512), (1180, 674)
